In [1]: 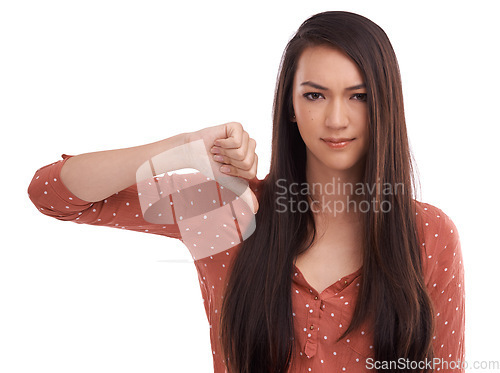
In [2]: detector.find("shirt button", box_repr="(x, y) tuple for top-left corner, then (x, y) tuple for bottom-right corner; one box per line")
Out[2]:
(310, 325), (314, 330)
(314, 296), (318, 300)
(344, 280), (348, 284)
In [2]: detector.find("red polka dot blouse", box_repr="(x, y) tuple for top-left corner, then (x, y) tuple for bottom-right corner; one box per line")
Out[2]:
(28, 154), (465, 373)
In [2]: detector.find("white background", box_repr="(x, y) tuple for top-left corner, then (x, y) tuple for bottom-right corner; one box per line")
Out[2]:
(1, 0), (499, 372)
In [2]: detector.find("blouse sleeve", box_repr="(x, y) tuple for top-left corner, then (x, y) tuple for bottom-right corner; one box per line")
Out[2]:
(28, 154), (263, 253)
(27, 154), (183, 239)
(425, 210), (465, 372)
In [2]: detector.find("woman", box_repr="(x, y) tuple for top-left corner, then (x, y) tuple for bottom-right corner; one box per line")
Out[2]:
(28, 10), (464, 373)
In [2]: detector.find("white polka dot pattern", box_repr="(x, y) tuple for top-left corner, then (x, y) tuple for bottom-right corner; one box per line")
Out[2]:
(27, 155), (465, 373)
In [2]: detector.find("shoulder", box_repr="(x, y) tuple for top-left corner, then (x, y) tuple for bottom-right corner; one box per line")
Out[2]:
(414, 200), (459, 244)
(413, 200), (462, 285)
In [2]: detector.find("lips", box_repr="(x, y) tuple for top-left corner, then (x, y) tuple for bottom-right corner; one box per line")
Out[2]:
(322, 137), (355, 143)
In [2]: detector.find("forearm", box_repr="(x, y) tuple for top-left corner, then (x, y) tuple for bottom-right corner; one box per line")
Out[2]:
(60, 132), (190, 202)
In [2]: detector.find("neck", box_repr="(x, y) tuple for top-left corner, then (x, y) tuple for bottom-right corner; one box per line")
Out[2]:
(305, 158), (365, 223)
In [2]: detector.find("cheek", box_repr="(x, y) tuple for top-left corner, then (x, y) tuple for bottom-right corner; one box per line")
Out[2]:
(294, 96), (314, 120)
(296, 108), (317, 130)
(296, 117), (318, 143)
(295, 107), (312, 124)
(351, 110), (367, 126)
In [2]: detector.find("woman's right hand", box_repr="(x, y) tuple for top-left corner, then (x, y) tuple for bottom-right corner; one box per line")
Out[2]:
(186, 122), (259, 213)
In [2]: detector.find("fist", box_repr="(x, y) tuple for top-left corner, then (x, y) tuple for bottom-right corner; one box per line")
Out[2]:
(187, 122), (259, 212)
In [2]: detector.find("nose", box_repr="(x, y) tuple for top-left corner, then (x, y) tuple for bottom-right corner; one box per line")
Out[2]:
(325, 98), (348, 129)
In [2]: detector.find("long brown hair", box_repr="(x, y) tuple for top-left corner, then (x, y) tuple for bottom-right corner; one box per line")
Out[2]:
(219, 11), (434, 372)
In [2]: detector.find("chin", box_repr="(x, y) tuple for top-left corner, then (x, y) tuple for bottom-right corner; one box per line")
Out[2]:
(325, 155), (367, 173)
(324, 163), (357, 173)
(322, 154), (357, 168)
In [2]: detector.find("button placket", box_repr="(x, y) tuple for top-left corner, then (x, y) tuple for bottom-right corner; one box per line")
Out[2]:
(304, 292), (322, 358)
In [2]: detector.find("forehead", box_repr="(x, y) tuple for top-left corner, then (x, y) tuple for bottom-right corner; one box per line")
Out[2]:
(293, 45), (363, 86)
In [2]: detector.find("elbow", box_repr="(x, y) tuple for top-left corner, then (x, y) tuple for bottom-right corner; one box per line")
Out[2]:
(27, 168), (86, 221)
(27, 172), (47, 215)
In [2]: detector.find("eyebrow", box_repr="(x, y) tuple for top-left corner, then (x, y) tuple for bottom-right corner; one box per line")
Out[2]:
(300, 81), (366, 91)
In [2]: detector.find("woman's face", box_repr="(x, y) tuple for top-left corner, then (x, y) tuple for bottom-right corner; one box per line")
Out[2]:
(291, 44), (369, 177)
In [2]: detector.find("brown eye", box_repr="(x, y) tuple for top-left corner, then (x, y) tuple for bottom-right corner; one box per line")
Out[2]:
(303, 92), (324, 101)
(352, 93), (367, 101)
